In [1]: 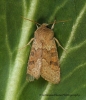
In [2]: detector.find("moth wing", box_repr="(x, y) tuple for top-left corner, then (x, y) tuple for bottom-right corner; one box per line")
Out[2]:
(27, 40), (42, 81)
(26, 74), (35, 82)
(41, 39), (60, 84)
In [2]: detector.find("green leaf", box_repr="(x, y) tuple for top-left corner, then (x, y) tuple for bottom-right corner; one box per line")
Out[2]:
(0, 0), (86, 100)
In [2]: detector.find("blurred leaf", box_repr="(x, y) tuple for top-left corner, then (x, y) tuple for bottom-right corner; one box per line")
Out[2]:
(0, 0), (86, 100)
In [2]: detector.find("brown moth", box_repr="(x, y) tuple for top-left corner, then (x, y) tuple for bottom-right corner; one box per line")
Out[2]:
(25, 19), (65, 84)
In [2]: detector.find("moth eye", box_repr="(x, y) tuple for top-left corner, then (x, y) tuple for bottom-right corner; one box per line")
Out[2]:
(46, 25), (51, 28)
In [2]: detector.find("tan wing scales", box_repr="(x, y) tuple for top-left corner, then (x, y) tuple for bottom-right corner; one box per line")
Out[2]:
(27, 40), (42, 81)
(41, 41), (60, 84)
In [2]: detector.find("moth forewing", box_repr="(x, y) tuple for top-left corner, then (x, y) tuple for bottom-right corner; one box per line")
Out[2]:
(27, 22), (63, 84)
(40, 27), (60, 84)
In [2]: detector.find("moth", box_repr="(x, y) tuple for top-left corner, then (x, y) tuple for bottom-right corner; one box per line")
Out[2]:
(24, 18), (65, 84)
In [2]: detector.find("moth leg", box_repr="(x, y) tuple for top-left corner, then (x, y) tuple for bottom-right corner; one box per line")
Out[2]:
(36, 24), (41, 29)
(19, 38), (34, 50)
(54, 37), (65, 51)
(51, 20), (56, 29)
(26, 38), (34, 46)
(36, 24), (39, 28)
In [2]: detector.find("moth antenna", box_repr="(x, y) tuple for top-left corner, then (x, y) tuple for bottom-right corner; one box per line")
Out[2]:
(21, 16), (41, 26)
(49, 19), (71, 25)
(55, 19), (71, 24)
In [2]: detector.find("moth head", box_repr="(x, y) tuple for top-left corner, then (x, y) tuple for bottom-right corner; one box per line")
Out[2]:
(39, 22), (55, 29)
(39, 23), (49, 29)
(41, 23), (49, 26)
